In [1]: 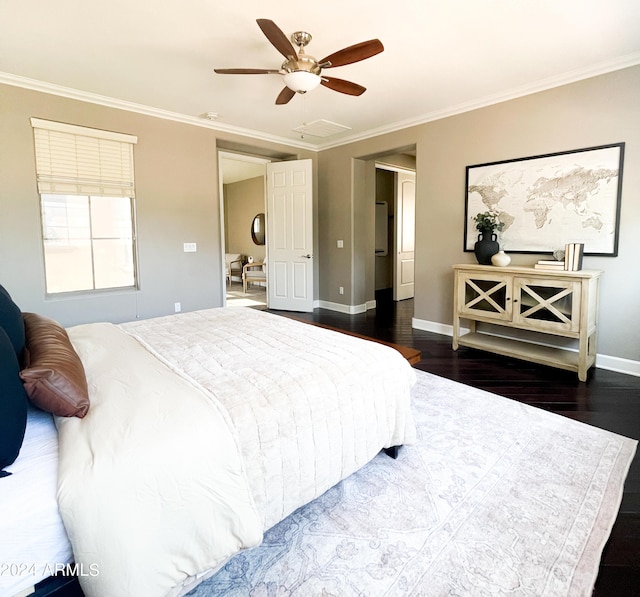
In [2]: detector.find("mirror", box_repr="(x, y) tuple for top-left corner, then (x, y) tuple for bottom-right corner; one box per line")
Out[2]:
(251, 213), (265, 245)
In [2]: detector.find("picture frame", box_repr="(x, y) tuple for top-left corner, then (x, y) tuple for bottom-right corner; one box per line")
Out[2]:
(464, 143), (625, 256)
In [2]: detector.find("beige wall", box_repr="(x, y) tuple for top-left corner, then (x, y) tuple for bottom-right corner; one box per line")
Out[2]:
(1, 66), (638, 364)
(318, 66), (640, 363)
(0, 84), (314, 325)
(223, 176), (266, 261)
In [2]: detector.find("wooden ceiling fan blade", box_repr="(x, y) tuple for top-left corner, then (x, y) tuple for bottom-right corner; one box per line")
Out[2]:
(257, 18), (297, 59)
(320, 39), (384, 68)
(275, 86), (296, 105)
(321, 77), (366, 96)
(214, 68), (280, 74)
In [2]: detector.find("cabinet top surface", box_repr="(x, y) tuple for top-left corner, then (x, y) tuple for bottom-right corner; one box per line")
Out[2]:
(453, 263), (602, 278)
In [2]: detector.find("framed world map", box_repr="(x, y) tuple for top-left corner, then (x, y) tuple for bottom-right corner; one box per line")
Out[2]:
(464, 143), (625, 256)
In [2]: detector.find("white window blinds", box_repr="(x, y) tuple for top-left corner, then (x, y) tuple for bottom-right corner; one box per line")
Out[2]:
(30, 118), (138, 197)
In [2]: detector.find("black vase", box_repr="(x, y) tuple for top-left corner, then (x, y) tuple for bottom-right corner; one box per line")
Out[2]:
(474, 231), (499, 265)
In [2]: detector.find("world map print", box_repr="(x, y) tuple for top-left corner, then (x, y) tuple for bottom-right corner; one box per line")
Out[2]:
(465, 145), (623, 254)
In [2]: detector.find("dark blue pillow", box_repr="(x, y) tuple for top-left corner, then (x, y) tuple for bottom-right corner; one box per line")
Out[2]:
(0, 326), (28, 475)
(0, 283), (26, 364)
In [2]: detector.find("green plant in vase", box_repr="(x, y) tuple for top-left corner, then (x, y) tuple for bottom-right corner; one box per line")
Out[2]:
(473, 210), (505, 235)
(472, 210), (504, 265)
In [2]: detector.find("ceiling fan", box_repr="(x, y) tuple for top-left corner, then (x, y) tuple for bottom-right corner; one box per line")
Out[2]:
(214, 19), (384, 105)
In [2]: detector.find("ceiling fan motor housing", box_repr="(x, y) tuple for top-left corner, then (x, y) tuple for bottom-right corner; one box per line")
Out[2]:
(282, 34), (322, 93)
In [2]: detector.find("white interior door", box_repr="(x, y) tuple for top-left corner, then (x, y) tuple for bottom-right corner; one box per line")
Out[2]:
(266, 159), (314, 312)
(394, 170), (415, 301)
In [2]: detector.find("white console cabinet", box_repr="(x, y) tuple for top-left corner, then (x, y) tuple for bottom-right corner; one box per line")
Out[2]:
(452, 264), (601, 381)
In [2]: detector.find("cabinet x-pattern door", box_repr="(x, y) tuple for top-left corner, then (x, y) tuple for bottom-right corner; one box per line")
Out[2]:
(513, 278), (581, 333)
(458, 273), (512, 322)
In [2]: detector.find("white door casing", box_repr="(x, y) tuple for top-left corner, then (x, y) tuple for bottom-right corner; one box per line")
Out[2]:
(218, 151), (269, 306)
(266, 159), (314, 312)
(394, 170), (416, 301)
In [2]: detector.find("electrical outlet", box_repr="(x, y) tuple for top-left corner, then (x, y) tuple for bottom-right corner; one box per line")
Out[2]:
(174, 302), (181, 313)
(337, 240), (344, 248)
(339, 286), (344, 295)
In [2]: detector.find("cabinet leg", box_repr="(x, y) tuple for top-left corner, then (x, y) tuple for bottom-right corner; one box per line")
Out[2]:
(452, 317), (459, 350)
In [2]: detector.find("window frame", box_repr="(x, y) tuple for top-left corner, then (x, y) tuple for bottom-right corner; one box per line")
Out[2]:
(31, 118), (139, 296)
(39, 193), (139, 296)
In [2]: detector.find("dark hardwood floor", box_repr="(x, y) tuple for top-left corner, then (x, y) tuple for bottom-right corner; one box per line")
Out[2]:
(273, 289), (640, 596)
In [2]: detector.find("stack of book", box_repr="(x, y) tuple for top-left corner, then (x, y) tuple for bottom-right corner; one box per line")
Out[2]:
(534, 242), (584, 271)
(534, 259), (565, 271)
(564, 242), (584, 271)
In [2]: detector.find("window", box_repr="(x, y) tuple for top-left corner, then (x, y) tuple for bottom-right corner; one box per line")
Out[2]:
(31, 118), (138, 294)
(40, 194), (135, 293)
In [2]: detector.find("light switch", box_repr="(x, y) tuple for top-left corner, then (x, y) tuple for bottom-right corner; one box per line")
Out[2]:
(337, 240), (344, 248)
(183, 243), (197, 252)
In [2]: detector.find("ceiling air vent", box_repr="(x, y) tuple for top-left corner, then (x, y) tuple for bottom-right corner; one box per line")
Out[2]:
(293, 119), (351, 138)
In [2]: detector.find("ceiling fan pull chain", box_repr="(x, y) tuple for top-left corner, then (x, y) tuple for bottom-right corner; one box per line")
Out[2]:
(299, 95), (307, 138)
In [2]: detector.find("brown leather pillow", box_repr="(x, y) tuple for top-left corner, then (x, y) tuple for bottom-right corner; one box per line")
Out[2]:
(19, 312), (90, 418)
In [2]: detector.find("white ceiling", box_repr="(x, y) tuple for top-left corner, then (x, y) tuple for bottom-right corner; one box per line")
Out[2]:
(1, 0), (639, 150)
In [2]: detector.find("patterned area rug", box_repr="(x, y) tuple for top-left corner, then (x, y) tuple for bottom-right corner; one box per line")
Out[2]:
(188, 370), (637, 596)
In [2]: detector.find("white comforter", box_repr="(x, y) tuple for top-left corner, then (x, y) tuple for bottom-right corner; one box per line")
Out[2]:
(59, 308), (416, 597)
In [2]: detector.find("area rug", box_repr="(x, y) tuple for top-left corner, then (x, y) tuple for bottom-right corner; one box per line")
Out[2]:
(188, 370), (637, 596)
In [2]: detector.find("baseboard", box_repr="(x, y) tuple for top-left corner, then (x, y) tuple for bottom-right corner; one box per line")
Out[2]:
(412, 318), (454, 337)
(412, 317), (640, 378)
(317, 300), (375, 315)
(595, 354), (640, 377)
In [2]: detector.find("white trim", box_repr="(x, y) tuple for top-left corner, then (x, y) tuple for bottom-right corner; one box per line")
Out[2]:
(218, 151), (270, 307)
(5, 50), (640, 151)
(596, 354), (640, 378)
(317, 52), (640, 150)
(317, 300), (372, 315)
(30, 117), (137, 144)
(412, 317), (456, 337)
(412, 317), (640, 378)
(2, 72), (314, 151)
(218, 152), (228, 308)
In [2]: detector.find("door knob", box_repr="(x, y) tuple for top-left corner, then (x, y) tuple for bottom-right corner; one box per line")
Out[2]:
(301, 254), (312, 259)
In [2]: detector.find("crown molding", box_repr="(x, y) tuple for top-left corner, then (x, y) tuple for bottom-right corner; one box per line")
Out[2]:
(3, 51), (639, 153)
(0, 72), (318, 152)
(316, 52), (640, 150)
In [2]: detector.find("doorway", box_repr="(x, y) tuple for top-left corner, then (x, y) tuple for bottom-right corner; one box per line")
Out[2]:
(219, 152), (269, 309)
(374, 161), (416, 312)
(218, 152), (315, 312)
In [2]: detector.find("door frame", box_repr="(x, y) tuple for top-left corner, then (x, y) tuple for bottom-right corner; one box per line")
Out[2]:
(375, 161), (416, 301)
(218, 151), (270, 306)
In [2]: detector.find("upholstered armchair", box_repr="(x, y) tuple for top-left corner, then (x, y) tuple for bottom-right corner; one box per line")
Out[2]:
(242, 261), (266, 294)
(225, 254), (244, 285)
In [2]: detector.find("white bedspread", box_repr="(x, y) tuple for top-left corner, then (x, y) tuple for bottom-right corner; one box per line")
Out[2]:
(60, 308), (417, 597)
(60, 322), (263, 597)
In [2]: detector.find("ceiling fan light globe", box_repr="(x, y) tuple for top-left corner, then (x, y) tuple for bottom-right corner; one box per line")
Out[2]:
(283, 71), (321, 93)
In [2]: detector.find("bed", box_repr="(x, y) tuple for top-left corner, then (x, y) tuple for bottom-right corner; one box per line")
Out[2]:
(1, 295), (416, 597)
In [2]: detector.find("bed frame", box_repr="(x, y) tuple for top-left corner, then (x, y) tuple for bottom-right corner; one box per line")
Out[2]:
(289, 318), (421, 365)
